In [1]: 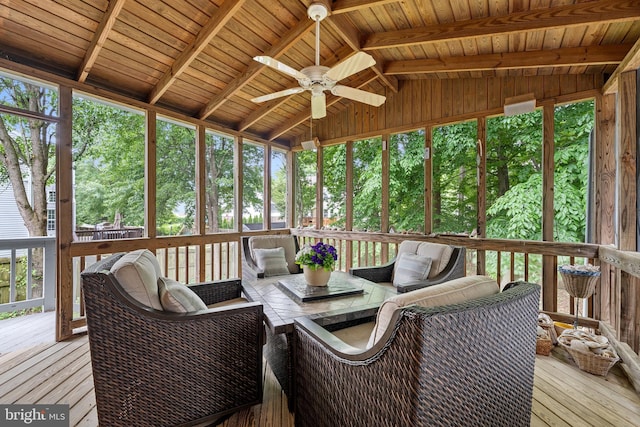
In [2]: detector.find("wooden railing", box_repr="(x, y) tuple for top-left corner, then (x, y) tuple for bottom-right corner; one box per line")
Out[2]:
(293, 228), (640, 356)
(61, 228), (640, 355)
(0, 237), (56, 313)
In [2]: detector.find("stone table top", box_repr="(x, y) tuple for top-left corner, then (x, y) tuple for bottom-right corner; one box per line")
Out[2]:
(242, 271), (396, 334)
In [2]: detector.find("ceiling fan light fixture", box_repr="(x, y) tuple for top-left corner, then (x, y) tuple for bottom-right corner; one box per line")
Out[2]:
(504, 93), (536, 116)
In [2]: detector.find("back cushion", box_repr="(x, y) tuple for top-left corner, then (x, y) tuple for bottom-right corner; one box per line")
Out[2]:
(397, 241), (454, 278)
(368, 275), (499, 347)
(111, 249), (163, 310)
(158, 277), (207, 313)
(249, 235), (299, 274)
(253, 247), (291, 277)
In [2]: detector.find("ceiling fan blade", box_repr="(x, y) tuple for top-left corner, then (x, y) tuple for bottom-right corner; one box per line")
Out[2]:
(311, 93), (326, 119)
(324, 52), (376, 82)
(331, 85), (386, 107)
(251, 87), (304, 103)
(253, 56), (308, 81)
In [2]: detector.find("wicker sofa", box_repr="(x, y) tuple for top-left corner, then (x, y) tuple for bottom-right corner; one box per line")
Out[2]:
(350, 240), (466, 293)
(293, 276), (540, 427)
(81, 250), (264, 427)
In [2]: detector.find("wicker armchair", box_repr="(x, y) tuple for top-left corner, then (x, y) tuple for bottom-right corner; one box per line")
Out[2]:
(241, 235), (301, 280)
(293, 281), (540, 427)
(350, 241), (466, 293)
(81, 252), (264, 427)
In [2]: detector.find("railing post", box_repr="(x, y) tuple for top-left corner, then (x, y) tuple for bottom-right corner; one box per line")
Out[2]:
(43, 239), (57, 312)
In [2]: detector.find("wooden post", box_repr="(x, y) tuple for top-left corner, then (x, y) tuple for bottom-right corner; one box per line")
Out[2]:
(345, 141), (353, 269)
(286, 150), (295, 228)
(617, 71), (638, 349)
(424, 126), (432, 234)
(542, 103), (557, 312)
(56, 85), (74, 341)
(145, 110), (157, 239)
(381, 134), (390, 262)
(265, 144), (271, 230)
(235, 136), (243, 276)
(477, 117), (487, 275)
(315, 146), (323, 230)
(595, 93), (617, 325)
(195, 125), (206, 281)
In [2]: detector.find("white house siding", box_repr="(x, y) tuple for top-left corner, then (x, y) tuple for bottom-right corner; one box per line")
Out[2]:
(0, 181), (30, 258)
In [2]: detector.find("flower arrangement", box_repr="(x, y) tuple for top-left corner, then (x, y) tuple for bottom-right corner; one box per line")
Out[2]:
(295, 242), (338, 271)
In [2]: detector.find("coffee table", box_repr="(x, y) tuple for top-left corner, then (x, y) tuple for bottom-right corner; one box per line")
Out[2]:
(242, 271), (396, 407)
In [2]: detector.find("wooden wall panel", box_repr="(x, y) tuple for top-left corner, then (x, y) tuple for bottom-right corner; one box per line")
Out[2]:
(595, 93), (617, 325)
(617, 71), (638, 348)
(311, 75), (602, 145)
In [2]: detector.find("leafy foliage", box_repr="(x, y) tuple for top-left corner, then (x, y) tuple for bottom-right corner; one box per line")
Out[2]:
(73, 97), (145, 226)
(323, 144), (347, 227)
(390, 130), (425, 231)
(432, 122), (477, 233)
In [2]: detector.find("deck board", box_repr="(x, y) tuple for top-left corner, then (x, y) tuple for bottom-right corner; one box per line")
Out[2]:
(0, 335), (639, 426)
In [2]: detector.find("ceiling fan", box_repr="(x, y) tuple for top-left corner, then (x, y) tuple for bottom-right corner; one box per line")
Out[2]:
(250, 2), (386, 119)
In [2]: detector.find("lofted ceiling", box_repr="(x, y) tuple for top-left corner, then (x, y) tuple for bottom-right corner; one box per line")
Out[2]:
(1, 0), (639, 147)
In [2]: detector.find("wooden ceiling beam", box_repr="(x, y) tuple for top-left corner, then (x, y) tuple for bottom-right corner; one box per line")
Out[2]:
(331, 0), (398, 14)
(385, 44), (632, 75)
(268, 72), (378, 141)
(327, 14), (398, 93)
(148, 0), (247, 105)
(363, 0), (640, 51)
(77, 0), (127, 83)
(199, 17), (314, 120)
(604, 38), (640, 94)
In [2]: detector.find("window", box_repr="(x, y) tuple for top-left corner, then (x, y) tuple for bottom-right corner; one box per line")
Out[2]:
(294, 150), (317, 227)
(390, 130), (425, 232)
(73, 95), (144, 238)
(156, 117), (195, 236)
(242, 141), (265, 230)
(271, 149), (288, 228)
(353, 137), (382, 232)
(205, 131), (235, 233)
(47, 190), (56, 203)
(432, 122), (477, 234)
(47, 209), (55, 231)
(323, 144), (346, 228)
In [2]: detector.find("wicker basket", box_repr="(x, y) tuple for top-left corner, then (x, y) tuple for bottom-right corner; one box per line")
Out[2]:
(536, 338), (553, 356)
(539, 320), (558, 345)
(559, 342), (619, 376)
(559, 269), (600, 299)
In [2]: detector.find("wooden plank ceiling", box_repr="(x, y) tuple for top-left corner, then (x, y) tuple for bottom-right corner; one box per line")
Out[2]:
(1, 0), (639, 146)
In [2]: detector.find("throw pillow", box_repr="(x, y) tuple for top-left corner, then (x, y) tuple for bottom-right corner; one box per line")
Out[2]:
(157, 277), (207, 313)
(253, 247), (290, 277)
(393, 253), (432, 287)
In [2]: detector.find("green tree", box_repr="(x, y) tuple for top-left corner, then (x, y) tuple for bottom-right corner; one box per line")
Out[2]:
(0, 78), (59, 237)
(323, 144), (347, 227)
(242, 143), (265, 226)
(73, 97), (145, 226)
(389, 130), (425, 232)
(353, 137), (382, 231)
(294, 150), (317, 226)
(205, 132), (235, 232)
(432, 122), (477, 233)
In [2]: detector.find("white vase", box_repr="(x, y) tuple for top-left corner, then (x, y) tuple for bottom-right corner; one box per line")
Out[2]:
(303, 267), (331, 286)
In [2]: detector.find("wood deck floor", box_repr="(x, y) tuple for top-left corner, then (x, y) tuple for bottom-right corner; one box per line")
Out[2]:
(1, 316), (639, 426)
